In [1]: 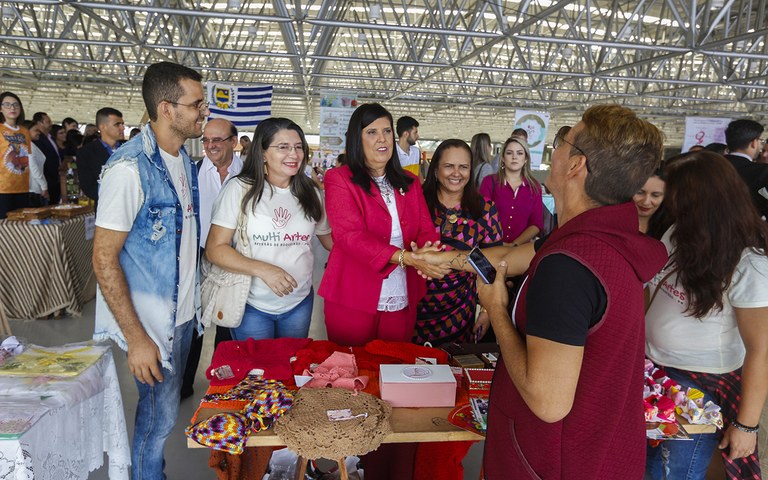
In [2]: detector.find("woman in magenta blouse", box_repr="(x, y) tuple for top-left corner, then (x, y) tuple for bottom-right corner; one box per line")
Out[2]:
(479, 137), (543, 246)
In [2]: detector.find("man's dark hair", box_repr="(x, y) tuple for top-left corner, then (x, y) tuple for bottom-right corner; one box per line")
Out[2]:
(396, 116), (419, 138)
(704, 142), (728, 155)
(142, 62), (203, 121)
(62, 117), (78, 127)
(32, 112), (48, 125)
(95, 107), (123, 127)
(511, 127), (528, 139)
(725, 119), (764, 152)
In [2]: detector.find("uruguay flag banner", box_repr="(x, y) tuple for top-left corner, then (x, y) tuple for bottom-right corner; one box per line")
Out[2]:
(206, 83), (272, 130)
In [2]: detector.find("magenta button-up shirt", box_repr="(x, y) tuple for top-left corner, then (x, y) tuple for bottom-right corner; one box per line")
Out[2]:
(479, 175), (543, 243)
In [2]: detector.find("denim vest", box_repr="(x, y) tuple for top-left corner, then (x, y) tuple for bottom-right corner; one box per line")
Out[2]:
(94, 123), (201, 371)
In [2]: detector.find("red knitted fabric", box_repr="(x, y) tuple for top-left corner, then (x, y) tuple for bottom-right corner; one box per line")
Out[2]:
(364, 339), (449, 365)
(290, 340), (349, 374)
(206, 338), (312, 386)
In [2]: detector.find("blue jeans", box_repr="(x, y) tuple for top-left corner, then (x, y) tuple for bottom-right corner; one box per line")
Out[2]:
(230, 290), (313, 340)
(132, 319), (194, 480)
(645, 368), (720, 480)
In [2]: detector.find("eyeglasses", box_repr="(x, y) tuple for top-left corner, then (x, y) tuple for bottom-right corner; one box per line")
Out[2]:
(553, 133), (591, 173)
(202, 135), (235, 145)
(268, 144), (304, 154)
(166, 99), (209, 113)
(1, 102), (20, 109)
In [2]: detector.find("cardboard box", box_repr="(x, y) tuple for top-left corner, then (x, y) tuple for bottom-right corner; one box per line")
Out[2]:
(50, 204), (92, 218)
(6, 207), (51, 221)
(379, 364), (457, 408)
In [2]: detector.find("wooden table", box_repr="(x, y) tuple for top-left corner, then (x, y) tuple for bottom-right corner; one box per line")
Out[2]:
(188, 405), (483, 448)
(0, 214), (95, 319)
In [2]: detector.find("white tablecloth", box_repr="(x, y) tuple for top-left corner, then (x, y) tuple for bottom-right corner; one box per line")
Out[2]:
(0, 346), (130, 479)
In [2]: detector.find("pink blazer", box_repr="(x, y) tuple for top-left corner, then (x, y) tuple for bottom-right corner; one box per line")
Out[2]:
(319, 165), (439, 313)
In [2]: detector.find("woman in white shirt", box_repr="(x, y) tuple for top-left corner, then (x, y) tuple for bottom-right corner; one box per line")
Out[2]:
(206, 117), (332, 340)
(645, 151), (768, 480)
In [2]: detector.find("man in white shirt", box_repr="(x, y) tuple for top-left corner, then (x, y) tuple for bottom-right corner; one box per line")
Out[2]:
(395, 116), (421, 178)
(198, 118), (243, 249)
(181, 117), (242, 399)
(92, 61), (207, 479)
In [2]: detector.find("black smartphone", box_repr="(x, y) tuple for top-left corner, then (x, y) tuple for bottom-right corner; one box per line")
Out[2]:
(467, 247), (497, 284)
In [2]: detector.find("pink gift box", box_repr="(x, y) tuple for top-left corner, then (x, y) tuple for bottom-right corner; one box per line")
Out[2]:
(379, 364), (457, 408)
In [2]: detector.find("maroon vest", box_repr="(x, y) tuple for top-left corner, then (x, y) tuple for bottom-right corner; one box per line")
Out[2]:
(483, 203), (666, 480)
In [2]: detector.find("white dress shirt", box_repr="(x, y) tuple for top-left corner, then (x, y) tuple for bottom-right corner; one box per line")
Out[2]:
(198, 154), (243, 248)
(28, 142), (48, 194)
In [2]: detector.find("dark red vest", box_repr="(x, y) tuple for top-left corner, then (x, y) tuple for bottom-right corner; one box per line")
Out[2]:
(483, 203), (667, 479)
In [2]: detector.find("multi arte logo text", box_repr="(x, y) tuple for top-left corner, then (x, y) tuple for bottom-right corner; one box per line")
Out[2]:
(252, 231), (311, 243)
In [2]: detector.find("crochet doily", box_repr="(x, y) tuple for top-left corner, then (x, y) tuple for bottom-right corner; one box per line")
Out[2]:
(273, 388), (392, 459)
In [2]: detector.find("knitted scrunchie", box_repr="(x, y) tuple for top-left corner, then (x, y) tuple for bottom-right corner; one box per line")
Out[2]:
(185, 412), (250, 454)
(188, 375), (294, 453)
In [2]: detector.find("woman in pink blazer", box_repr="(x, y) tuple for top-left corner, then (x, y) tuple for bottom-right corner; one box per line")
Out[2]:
(319, 103), (446, 346)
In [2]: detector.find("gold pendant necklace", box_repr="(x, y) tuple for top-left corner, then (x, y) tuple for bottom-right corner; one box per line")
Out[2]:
(447, 213), (458, 224)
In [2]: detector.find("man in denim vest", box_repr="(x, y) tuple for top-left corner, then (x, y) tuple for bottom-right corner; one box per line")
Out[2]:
(93, 61), (207, 479)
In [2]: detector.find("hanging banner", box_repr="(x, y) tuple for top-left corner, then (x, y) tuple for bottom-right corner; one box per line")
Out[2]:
(316, 90), (358, 168)
(682, 117), (731, 152)
(514, 110), (550, 170)
(206, 83), (272, 130)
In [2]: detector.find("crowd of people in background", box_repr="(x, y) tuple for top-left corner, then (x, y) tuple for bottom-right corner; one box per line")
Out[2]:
(4, 60), (768, 480)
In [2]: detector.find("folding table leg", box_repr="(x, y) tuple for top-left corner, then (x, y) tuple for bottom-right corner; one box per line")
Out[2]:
(338, 457), (349, 480)
(294, 456), (308, 480)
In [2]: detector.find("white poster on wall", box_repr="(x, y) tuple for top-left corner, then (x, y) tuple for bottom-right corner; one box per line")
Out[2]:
(317, 90), (359, 168)
(514, 110), (550, 170)
(682, 117), (731, 152)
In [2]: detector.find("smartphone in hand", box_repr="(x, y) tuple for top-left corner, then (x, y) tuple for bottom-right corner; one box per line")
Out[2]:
(467, 247), (497, 284)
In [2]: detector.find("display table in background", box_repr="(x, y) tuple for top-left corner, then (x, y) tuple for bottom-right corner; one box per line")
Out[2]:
(0, 345), (129, 480)
(0, 214), (95, 319)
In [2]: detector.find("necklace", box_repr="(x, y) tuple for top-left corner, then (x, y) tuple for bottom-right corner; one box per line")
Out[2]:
(373, 176), (393, 205)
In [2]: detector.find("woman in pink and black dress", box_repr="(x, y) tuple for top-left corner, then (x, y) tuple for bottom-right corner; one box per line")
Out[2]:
(479, 137), (543, 247)
(415, 139), (502, 346)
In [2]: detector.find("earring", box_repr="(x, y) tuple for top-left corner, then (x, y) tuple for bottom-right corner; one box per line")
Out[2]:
(264, 164), (268, 176)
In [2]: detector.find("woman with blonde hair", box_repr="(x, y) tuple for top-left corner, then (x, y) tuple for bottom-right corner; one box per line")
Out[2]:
(479, 136), (543, 246)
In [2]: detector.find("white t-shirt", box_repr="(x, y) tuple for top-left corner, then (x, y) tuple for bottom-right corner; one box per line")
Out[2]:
(96, 149), (197, 325)
(645, 228), (768, 373)
(396, 143), (420, 170)
(211, 178), (331, 314)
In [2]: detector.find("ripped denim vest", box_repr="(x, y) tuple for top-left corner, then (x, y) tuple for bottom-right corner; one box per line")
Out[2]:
(94, 124), (200, 371)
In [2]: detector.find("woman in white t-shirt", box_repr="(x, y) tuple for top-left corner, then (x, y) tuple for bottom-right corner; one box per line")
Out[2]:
(206, 118), (332, 340)
(645, 151), (768, 480)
